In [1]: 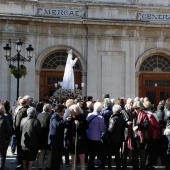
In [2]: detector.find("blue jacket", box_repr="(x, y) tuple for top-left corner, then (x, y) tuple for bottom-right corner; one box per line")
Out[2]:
(101, 107), (112, 128)
(48, 112), (67, 148)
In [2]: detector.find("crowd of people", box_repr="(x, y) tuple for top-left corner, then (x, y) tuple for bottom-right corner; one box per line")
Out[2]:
(0, 94), (170, 170)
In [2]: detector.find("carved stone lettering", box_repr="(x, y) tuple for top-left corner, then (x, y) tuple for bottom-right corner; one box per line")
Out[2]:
(137, 12), (170, 21)
(37, 7), (85, 18)
(69, 11), (74, 16)
(52, 10), (56, 15)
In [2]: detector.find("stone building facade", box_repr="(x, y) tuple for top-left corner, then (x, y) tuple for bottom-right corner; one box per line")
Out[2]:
(1, 0), (170, 107)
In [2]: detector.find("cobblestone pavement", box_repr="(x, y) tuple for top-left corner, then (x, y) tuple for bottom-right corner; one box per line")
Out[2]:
(5, 146), (166, 170)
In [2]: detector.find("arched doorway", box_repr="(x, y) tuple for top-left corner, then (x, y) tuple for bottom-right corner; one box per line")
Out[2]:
(39, 50), (82, 100)
(138, 54), (170, 110)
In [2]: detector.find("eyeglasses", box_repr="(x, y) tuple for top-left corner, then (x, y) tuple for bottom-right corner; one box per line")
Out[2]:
(134, 107), (140, 110)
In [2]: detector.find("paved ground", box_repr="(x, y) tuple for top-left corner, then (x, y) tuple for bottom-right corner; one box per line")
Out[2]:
(5, 146), (166, 170)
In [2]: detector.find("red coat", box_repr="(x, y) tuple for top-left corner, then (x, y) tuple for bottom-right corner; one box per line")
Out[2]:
(147, 113), (160, 140)
(127, 110), (149, 150)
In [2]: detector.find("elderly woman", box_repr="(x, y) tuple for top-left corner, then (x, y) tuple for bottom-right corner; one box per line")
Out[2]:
(63, 99), (75, 166)
(86, 102), (105, 170)
(65, 104), (88, 170)
(127, 101), (149, 170)
(37, 103), (52, 170)
(99, 104), (126, 169)
(0, 104), (12, 170)
(63, 99), (75, 119)
(20, 107), (41, 170)
(143, 101), (160, 170)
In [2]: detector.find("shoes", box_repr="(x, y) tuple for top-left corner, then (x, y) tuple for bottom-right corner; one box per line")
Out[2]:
(87, 166), (98, 170)
(65, 163), (70, 167)
(15, 165), (22, 170)
(146, 164), (155, 170)
(127, 160), (132, 165)
(166, 165), (170, 170)
(98, 165), (105, 169)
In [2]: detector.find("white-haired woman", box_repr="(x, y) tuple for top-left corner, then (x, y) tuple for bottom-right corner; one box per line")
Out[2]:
(63, 98), (75, 166)
(65, 104), (88, 170)
(86, 102), (105, 170)
(20, 107), (41, 170)
(37, 103), (52, 170)
(99, 104), (126, 169)
(127, 101), (149, 170)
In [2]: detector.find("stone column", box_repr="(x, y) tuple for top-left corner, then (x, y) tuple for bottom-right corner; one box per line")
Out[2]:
(35, 70), (40, 101)
(81, 71), (87, 97)
(135, 72), (139, 97)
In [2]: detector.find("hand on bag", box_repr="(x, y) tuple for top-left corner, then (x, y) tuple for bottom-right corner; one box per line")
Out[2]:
(133, 126), (138, 131)
(127, 121), (132, 125)
(67, 116), (73, 122)
(74, 120), (80, 126)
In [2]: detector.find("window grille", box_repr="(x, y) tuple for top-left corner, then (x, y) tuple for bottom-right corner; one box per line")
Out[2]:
(42, 51), (81, 70)
(139, 55), (170, 72)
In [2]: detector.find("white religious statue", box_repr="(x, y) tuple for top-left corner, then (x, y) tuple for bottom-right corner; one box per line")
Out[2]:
(62, 49), (80, 89)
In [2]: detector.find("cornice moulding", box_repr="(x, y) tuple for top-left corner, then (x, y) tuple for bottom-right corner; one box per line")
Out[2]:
(1, 14), (170, 28)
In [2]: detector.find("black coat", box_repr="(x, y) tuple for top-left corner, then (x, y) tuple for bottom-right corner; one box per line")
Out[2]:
(108, 113), (126, 144)
(65, 114), (88, 154)
(37, 112), (51, 149)
(65, 114), (88, 142)
(20, 116), (41, 148)
(0, 114), (12, 148)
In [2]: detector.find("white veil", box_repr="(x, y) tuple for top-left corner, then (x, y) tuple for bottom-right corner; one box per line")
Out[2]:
(62, 49), (78, 89)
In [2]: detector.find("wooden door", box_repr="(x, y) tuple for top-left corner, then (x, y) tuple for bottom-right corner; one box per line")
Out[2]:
(39, 70), (82, 100)
(139, 73), (170, 110)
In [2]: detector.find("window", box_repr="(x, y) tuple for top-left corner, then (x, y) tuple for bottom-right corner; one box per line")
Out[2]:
(47, 77), (63, 85)
(140, 55), (170, 72)
(42, 51), (81, 70)
(145, 80), (170, 87)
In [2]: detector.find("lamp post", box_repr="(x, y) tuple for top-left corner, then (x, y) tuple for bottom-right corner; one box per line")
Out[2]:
(3, 39), (34, 100)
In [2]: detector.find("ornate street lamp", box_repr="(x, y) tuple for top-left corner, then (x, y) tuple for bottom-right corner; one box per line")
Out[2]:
(3, 39), (34, 100)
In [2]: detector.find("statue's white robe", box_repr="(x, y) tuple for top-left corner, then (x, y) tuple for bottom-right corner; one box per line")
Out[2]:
(62, 53), (77, 89)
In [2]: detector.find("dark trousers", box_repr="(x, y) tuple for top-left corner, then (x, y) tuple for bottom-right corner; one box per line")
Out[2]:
(100, 142), (112, 167)
(11, 134), (17, 154)
(121, 141), (129, 169)
(132, 138), (146, 170)
(166, 135), (170, 166)
(146, 139), (159, 165)
(16, 133), (22, 167)
(64, 145), (70, 164)
(87, 139), (100, 168)
(0, 147), (7, 170)
(100, 142), (122, 169)
(111, 143), (122, 169)
(159, 135), (168, 165)
(51, 147), (63, 170)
